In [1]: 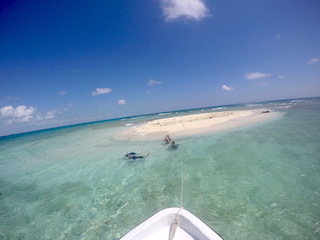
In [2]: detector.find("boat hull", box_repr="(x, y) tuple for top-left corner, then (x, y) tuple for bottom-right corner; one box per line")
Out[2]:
(120, 207), (223, 240)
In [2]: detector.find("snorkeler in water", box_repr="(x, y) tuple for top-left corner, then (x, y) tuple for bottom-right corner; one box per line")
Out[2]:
(125, 152), (136, 158)
(168, 141), (179, 150)
(125, 152), (150, 160)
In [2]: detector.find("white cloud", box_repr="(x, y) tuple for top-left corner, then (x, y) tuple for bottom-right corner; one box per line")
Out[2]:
(161, 0), (209, 21)
(91, 88), (112, 96)
(0, 106), (14, 117)
(0, 105), (37, 123)
(118, 99), (126, 105)
(244, 72), (271, 80)
(307, 58), (319, 64)
(14, 105), (36, 118)
(148, 79), (162, 86)
(45, 110), (56, 119)
(277, 75), (285, 78)
(58, 91), (67, 95)
(221, 85), (234, 91)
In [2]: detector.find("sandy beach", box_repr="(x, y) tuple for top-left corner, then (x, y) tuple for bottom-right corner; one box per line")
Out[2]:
(118, 109), (280, 140)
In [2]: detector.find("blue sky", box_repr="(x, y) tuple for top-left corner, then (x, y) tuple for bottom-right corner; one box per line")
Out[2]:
(1, 0), (319, 136)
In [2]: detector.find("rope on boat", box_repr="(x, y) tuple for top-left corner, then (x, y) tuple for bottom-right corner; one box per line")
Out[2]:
(169, 208), (181, 240)
(168, 156), (185, 240)
(179, 155), (184, 208)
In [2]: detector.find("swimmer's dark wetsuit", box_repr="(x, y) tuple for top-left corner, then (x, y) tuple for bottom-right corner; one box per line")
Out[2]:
(130, 156), (144, 160)
(126, 152), (149, 160)
(125, 152), (136, 158)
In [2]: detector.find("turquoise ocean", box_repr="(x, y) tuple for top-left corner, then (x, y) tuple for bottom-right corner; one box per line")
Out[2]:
(0, 98), (319, 240)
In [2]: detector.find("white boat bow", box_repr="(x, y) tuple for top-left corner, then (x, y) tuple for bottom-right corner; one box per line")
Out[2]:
(120, 207), (223, 240)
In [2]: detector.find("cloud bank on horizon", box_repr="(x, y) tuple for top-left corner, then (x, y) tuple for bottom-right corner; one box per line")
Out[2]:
(0, 103), (73, 126)
(0, 105), (37, 124)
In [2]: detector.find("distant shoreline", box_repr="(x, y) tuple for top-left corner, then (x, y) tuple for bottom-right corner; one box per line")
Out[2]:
(117, 109), (281, 140)
(2, 97), (318, 138)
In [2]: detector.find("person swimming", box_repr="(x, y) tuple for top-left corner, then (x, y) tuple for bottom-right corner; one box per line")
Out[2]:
(125, 152), (136, 158)
(168, 141), (179, 150)
(125, 152), (150, 160)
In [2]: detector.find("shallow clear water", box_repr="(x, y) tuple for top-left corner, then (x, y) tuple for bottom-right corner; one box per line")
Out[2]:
(0, 98), (319, 240)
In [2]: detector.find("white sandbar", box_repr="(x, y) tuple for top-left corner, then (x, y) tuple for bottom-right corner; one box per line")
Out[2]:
(118, 109), (280, 140)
